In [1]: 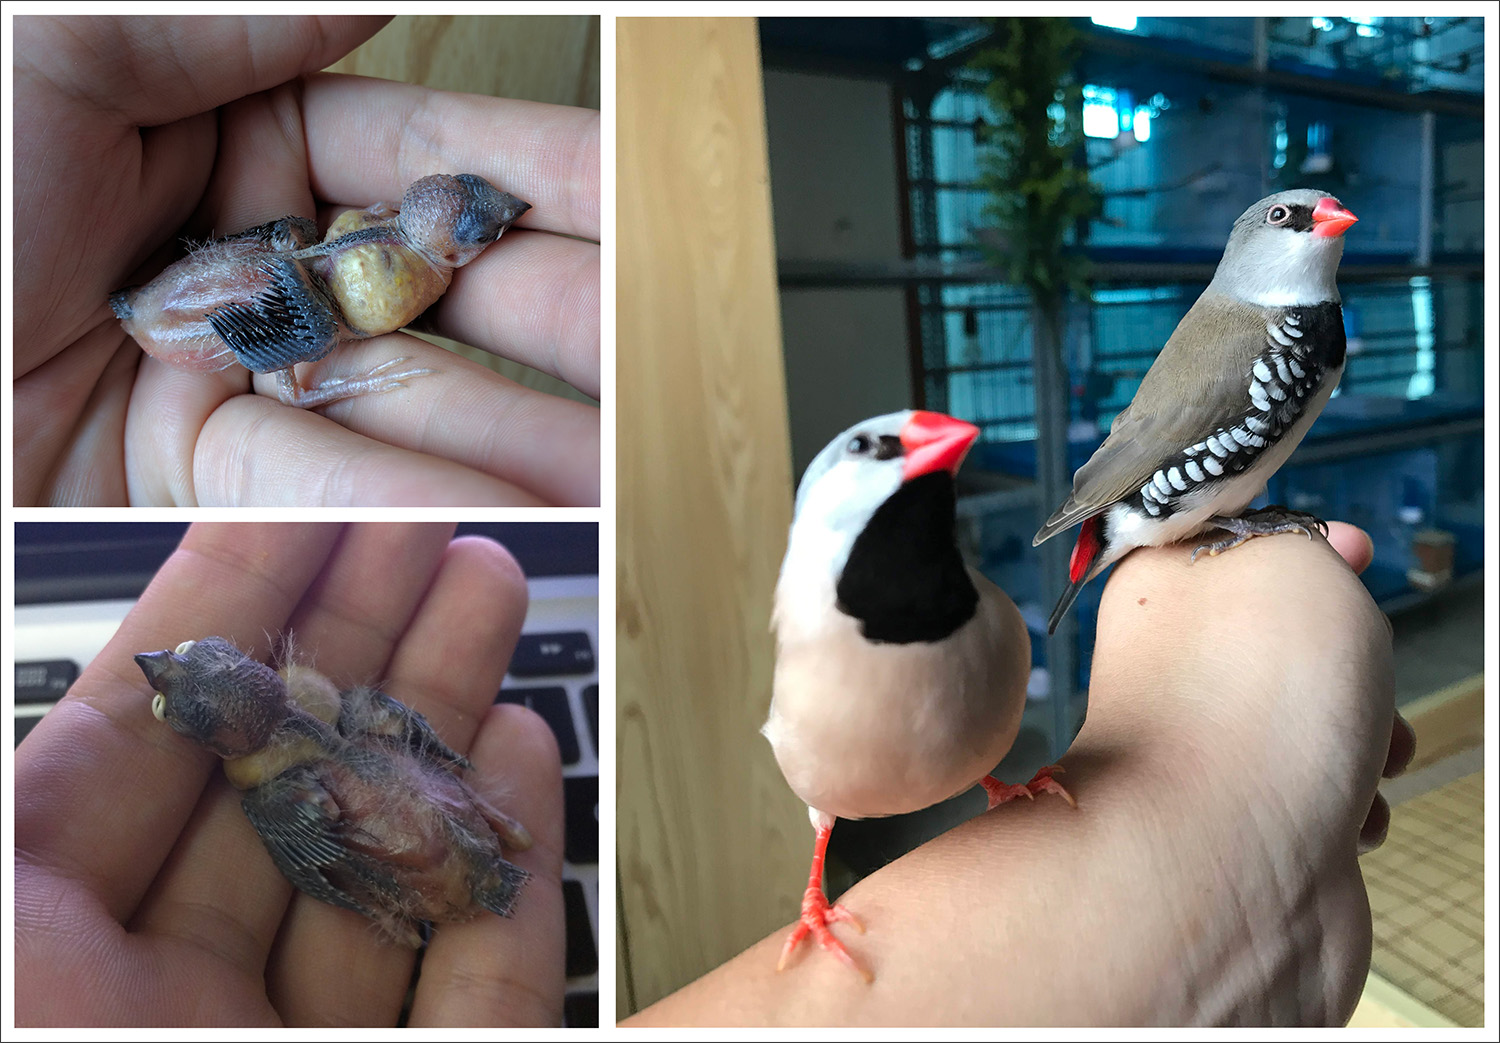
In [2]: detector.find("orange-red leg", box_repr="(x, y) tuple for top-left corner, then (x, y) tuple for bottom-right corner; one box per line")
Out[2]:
(980, 764), (1078, 811)
(776, 820), (872, 982)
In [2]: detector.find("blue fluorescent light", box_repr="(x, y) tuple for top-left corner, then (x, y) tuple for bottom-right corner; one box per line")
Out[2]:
(1084, 101), (1119, 138)
(1091, 15), (1138, 31)
(1133, 107), (1152, 142)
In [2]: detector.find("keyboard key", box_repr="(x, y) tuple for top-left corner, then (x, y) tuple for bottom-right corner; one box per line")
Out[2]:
(15, 714), (47, 747)
(15, 660), (78, 704)
(582, 684), (599, 755)
(564, 775), (598, 864)
(496, 687), (579, 765)
(563, 990), (598, 1028)
(509, 632), (595, 678)
(563, 879), (597, 977)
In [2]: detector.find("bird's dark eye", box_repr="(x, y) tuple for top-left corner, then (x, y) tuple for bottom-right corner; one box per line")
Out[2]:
(847, 434), (873, 455)
(1267, 205), (1290, 225)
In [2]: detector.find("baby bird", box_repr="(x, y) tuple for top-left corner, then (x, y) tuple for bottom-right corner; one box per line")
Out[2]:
(135, 636), (531, 946)
(110, 174), (530, 408)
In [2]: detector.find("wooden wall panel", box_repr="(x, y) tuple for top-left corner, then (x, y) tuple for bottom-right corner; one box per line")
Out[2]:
(616, 17), (808, 1020)
(328, 14), (600, 110)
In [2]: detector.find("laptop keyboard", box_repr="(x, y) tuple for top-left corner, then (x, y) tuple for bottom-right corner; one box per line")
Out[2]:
(14, 573), (600, 1025)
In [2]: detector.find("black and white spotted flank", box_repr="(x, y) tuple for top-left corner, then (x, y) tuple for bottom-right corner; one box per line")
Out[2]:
(1130, 301), (1346, 519)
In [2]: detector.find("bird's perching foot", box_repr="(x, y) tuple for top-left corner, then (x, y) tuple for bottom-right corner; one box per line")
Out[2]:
(980, 764), (1077, 811)
(276, 356), (434, 409)
(777, 884), (871, 983)
(778, 817), (872, 982)
(1191, 505), (1330, 563)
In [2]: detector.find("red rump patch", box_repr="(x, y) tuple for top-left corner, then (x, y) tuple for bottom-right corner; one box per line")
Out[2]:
(1069, 516), (1103, 584)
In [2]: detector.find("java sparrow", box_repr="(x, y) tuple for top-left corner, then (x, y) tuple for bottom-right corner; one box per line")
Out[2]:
(764, 410), (1074, 981)
(110, 174), (530, 409)
(135, 636), (531, 947)
(1034, 189), (1359, 633)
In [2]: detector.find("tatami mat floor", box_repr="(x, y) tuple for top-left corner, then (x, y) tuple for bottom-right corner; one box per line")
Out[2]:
(1363, 766), (1484, 1026)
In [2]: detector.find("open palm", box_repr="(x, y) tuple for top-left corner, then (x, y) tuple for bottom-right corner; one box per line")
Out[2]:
(15, 523), (566, 1025)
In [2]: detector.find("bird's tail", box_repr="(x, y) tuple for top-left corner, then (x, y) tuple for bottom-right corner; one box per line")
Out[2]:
(1047, 515), (1104, 635)
(473, 857), (531, 919)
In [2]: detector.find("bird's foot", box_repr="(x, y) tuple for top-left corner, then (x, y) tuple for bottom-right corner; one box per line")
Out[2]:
(277, 357), (434, 409)
(777, 885), (871, 982)
(1191, 506), (1329, 562)
(981, 764), (1078, 811)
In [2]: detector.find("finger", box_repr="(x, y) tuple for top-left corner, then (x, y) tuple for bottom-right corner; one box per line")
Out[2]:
(302, 73), (600, 240)
(125, 774), (294, 982)
(383, 535), (531, 753)
(265, 535), (530, 1026)
(410, 705), (567, 1027)
(1359, 792), (1392, 854)
(1324, 521), (1374, 575)
(279, 523), (459, 684)
(1385, 711), (1416, 779)
(14, 325), (139, 505)
(14, 523), (343, 924)
(124, 355), (250, 506)
(41, 16), (389, 129)
(269, 337), (599, 507)
(417, 230), (600, 399)
(120, 82), (319, 278)
(192, 390), (550, 506)
(193, 84), (317, 241)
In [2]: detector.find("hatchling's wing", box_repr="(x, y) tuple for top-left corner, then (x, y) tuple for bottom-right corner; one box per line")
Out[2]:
(339, 686), (472, 772)
(206, 257), (340, 373)
(240, 764), (388, 919)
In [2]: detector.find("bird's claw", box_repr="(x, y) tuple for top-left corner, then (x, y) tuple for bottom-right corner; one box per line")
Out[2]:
(1192, 506), (1329, 563)
(981, 764), (1077, 811)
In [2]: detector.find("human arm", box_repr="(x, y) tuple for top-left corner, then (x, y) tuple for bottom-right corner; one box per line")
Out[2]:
(630, 522), (1405, 1026)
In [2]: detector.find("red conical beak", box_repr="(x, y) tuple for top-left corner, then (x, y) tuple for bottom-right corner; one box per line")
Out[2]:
(901, 411), (980, 480)
(1312, 196), (1358, 238)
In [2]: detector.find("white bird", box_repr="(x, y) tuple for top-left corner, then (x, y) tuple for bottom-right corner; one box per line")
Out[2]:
(1035, 189), (1359, 632)
(765, 410), (1071, 981)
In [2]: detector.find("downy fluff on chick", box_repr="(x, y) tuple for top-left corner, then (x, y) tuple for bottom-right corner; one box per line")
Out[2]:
(136, 636), (530, 946)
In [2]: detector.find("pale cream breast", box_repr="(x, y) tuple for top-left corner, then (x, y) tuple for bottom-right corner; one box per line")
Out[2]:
(765, 572), (1028, 819)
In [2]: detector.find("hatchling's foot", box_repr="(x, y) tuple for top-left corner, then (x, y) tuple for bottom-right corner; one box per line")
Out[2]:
(1191, 506), (1329, 563)
(277, 357), (433, 409)
(981, 764), (1077, 811)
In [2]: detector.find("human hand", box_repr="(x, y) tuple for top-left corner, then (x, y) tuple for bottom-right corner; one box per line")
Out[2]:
(632, 521), (1404, 1025)
(13, 16), (600, 506)
(14, 523), (565, 1026)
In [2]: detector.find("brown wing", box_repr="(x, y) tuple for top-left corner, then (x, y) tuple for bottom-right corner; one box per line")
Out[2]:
(1033, 292), (1271, 545)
